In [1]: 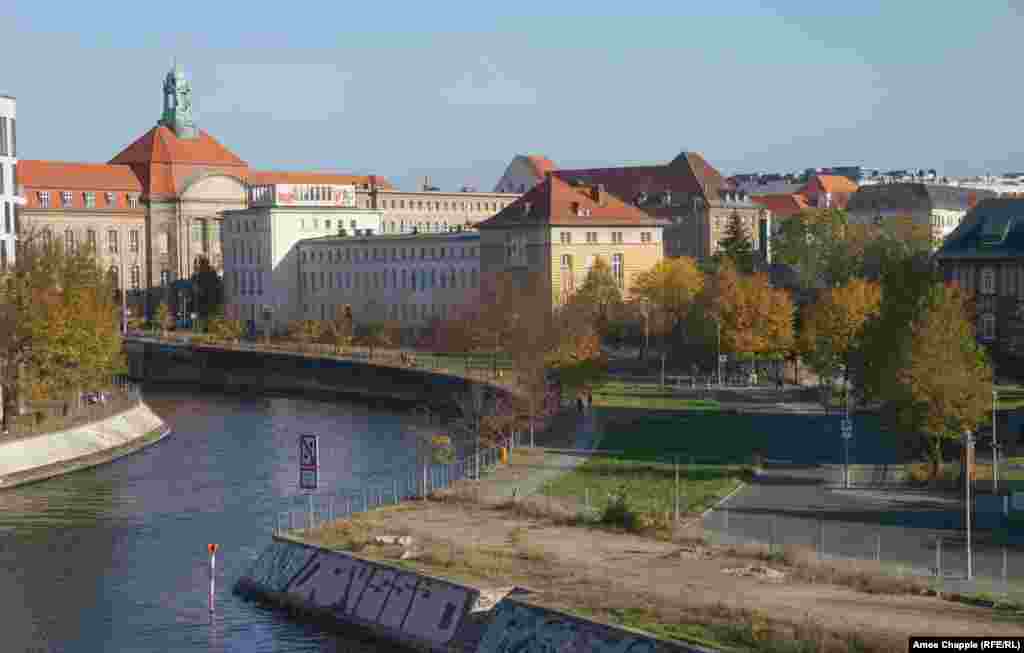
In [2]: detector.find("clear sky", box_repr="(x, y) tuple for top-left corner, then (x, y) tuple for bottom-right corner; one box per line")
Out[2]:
(6, 1), (1022, 191)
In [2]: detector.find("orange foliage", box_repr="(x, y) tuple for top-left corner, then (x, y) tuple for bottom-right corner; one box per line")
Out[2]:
(709, 259), (794, 357)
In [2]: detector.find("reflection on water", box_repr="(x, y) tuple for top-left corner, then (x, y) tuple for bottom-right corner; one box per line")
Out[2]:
(0, 387), (420, 652)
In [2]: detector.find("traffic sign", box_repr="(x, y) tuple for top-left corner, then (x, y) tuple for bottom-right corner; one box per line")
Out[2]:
(841, 418), (853, 440)
(299, 434), (319, 490)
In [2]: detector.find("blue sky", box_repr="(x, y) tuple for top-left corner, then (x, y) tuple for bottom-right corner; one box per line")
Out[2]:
(7, 1), (1022, 190)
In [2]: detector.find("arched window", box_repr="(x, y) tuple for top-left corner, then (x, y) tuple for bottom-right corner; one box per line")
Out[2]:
(980, 313), (996, 341)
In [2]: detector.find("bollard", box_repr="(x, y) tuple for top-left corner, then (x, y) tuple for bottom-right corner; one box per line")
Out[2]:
(208, 543), (218, 613)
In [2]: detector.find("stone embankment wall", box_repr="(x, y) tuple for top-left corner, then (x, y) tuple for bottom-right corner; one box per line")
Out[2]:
(235, 539), (708, 653)
(0, 402), (169, 489)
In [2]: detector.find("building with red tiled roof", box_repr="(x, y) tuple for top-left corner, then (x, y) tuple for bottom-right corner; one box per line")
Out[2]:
(16, 64), (393, 320)
(801, 174), (858, 209)
(553, 151), (770, 261)
(751, 193), (811, 219)
(478, 173), (667, 312)
(493, 154), (558, 193)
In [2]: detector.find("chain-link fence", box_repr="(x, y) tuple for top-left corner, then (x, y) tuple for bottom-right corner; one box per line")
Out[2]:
(273, 436), (527, 536)
(703, 506), (1024, 600)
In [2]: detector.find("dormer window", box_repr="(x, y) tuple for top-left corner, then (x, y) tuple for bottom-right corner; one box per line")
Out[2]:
(61, 191), (73, 207)
(128, 195), (139, 209)
(105, 192), (116, 206)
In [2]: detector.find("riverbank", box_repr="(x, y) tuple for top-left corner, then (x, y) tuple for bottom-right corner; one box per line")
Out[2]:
(0, 402), (169, 489)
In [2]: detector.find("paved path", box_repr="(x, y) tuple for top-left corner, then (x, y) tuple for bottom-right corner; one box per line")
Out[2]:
(479, 412), (602, 501)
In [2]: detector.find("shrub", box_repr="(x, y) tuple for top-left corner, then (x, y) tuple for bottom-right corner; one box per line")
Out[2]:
(601, 483), (640, 531)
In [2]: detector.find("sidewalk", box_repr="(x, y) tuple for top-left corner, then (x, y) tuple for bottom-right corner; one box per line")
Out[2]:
(475, 410), (603, 501)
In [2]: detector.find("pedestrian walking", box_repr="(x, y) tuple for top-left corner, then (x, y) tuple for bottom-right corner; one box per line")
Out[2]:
(577, 397), (584, 414)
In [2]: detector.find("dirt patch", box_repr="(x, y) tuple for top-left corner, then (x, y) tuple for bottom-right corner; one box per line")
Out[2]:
(722, 565), (787, 582)
(316, 499), (1024, 646)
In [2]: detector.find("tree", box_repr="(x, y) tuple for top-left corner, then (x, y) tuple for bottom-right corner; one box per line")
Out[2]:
(707, 259), (794, 367)
(355, 322), (393, 359)
(324, 306), (354, 354)
(771, 209), (850, 289)
(207, 307), (243, 343)
(569, 256), (622, 339)
(800, 278), (882, 389)
(883, 283), (992, 479)
(631, 257), (705, 353)
(715, 212), (756, 273)
(0, 229), (123, 429)
(191, 257), (223, 322)
(155, 301), (171, 336)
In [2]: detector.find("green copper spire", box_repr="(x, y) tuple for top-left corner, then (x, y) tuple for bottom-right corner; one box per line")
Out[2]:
(159, 62), (197, 139)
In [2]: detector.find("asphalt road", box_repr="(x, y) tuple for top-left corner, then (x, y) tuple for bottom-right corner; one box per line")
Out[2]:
(704, 465), (1024, 595)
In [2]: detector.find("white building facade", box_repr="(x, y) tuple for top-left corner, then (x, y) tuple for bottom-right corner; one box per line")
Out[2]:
(296, 230), (480, 337)
(0, 95), (20, 268)
(221, 182), (383, 333)
(362, 188), (519, 235)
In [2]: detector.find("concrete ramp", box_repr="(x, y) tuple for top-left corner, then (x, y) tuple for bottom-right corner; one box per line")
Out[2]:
(477, 597), (715, 653)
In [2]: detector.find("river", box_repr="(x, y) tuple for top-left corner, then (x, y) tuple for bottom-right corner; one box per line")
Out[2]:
(0, 386), (425, 653)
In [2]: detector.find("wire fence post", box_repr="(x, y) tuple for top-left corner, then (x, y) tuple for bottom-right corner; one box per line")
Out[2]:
(875, 531), (881, 563)
(394, 478), (399, 505)
(770, 514), (777, 555)
(818, 517), (824, 558)
(1003, 547), (1009, 596)
(936, 536), (942, 579)
(674, 456), (680, 523)
(363, 488), (368, 513)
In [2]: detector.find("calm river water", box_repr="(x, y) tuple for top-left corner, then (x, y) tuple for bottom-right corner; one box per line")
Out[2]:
(0, 386), (424, 653)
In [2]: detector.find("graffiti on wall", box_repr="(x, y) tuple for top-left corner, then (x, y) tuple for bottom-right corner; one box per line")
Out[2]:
(477, 599), (694, 653)
(281, 548), (478, 647)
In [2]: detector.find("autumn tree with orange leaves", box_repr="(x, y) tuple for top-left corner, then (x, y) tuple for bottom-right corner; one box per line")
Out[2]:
(707, 259), (794, 366)
(800, 278), (882, 387)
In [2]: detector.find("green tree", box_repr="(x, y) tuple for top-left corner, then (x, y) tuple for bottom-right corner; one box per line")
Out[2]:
(631, 257), (705, 352)
(0, 230), (123, 429)
(771, 209), (850, 288)
(882, 283), (992, 479)
(800, 278), (882, 389)
(715, 212), (756, 273)
(570, 256), (622, 339)
(191, 257), (223, 322)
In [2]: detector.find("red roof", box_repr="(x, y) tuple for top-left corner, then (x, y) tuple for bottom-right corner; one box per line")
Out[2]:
(248, 170), (393, 189)
(751, 193), (811, 218)
(109, 125), (247, 167)
(808, 174), (858, 195)
(525, 155), (555, 179)
(19, 160), (143, 191)
(479, 174), (665, 228)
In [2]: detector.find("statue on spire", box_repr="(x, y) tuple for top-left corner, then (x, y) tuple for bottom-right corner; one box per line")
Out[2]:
(159, 63), (197, 139)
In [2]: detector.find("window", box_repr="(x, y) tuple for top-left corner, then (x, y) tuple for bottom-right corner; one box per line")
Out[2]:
(61, 191), (73, 207)
(470, 268), (478, 288)
(128, 196), (139, 209)
(980, 313), (996, 341)
(402, 269), (407, 288)
(38, 191), (50, 208)
(241, 271), (248, 295)
(0, 117), (6, 156)
(192, 222), (203, 242)
(612, 253), (624, 288)
(105, 192), (115, 206)
(460, 268), (466, 288)
(108, 266), (119, 289)
(560, 231), (571, 244)
(0, 241), (6, 269)
(108, 230), (118, 254)
(3, 202), (9, 233)
(87, 229), (96, 250)
(128, 229), (139, 253)
(42, 229), (53, 247)
(586, 232), (597, 243)
(130, 265), (140, 290)
(612, 232), (623, 244)
(981, 267), (996, 295)
(84, 192), (96, 209)
(640, 232), (652, 243)
(257, 271), (263, 295)
(64, 229), (75, 253)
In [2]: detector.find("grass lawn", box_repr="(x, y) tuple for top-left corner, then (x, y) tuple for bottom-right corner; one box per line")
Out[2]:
(592, 381), (722, 411)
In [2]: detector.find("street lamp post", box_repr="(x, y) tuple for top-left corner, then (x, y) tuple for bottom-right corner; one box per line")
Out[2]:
(993, 389), (999, 493)
(964, 429), (976, 580)
(842, 383), (852, 489)
(716, 321), (723, 388)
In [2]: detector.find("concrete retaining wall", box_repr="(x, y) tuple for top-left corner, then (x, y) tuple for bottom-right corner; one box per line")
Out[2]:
(236, 539), (713, 652)
(477, 598), (707, 653)
(0, 402), (169, 488)
(234, 539), (481, 652)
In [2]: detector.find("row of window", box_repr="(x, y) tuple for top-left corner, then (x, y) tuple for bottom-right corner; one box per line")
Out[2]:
(2, 202), (14, 234)
(231, 241), (263, 266)
(303, 267), (479, 293)
(0, 117), (15, 157)
(558, 231), (652, 244)
(300, 244), (477, 265)
(233, 270), (265, 296)
(303, 302), (468, 323)
(190, 220), (221, 242)
(560, 253), (625, 290)
(37, 191), (139, 209)
(378, 198), (507, 213)
(228, 217), (261, 234)
(40, 227), (140, 254)
(105, 265), (142, 290)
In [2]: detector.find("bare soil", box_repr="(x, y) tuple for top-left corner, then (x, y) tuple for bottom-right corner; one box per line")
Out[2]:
(337, 497), (1024, 645)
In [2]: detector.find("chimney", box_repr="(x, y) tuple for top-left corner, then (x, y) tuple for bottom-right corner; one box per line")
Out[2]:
(422, 176), (430, 192)
(593, 183), (606, 205)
